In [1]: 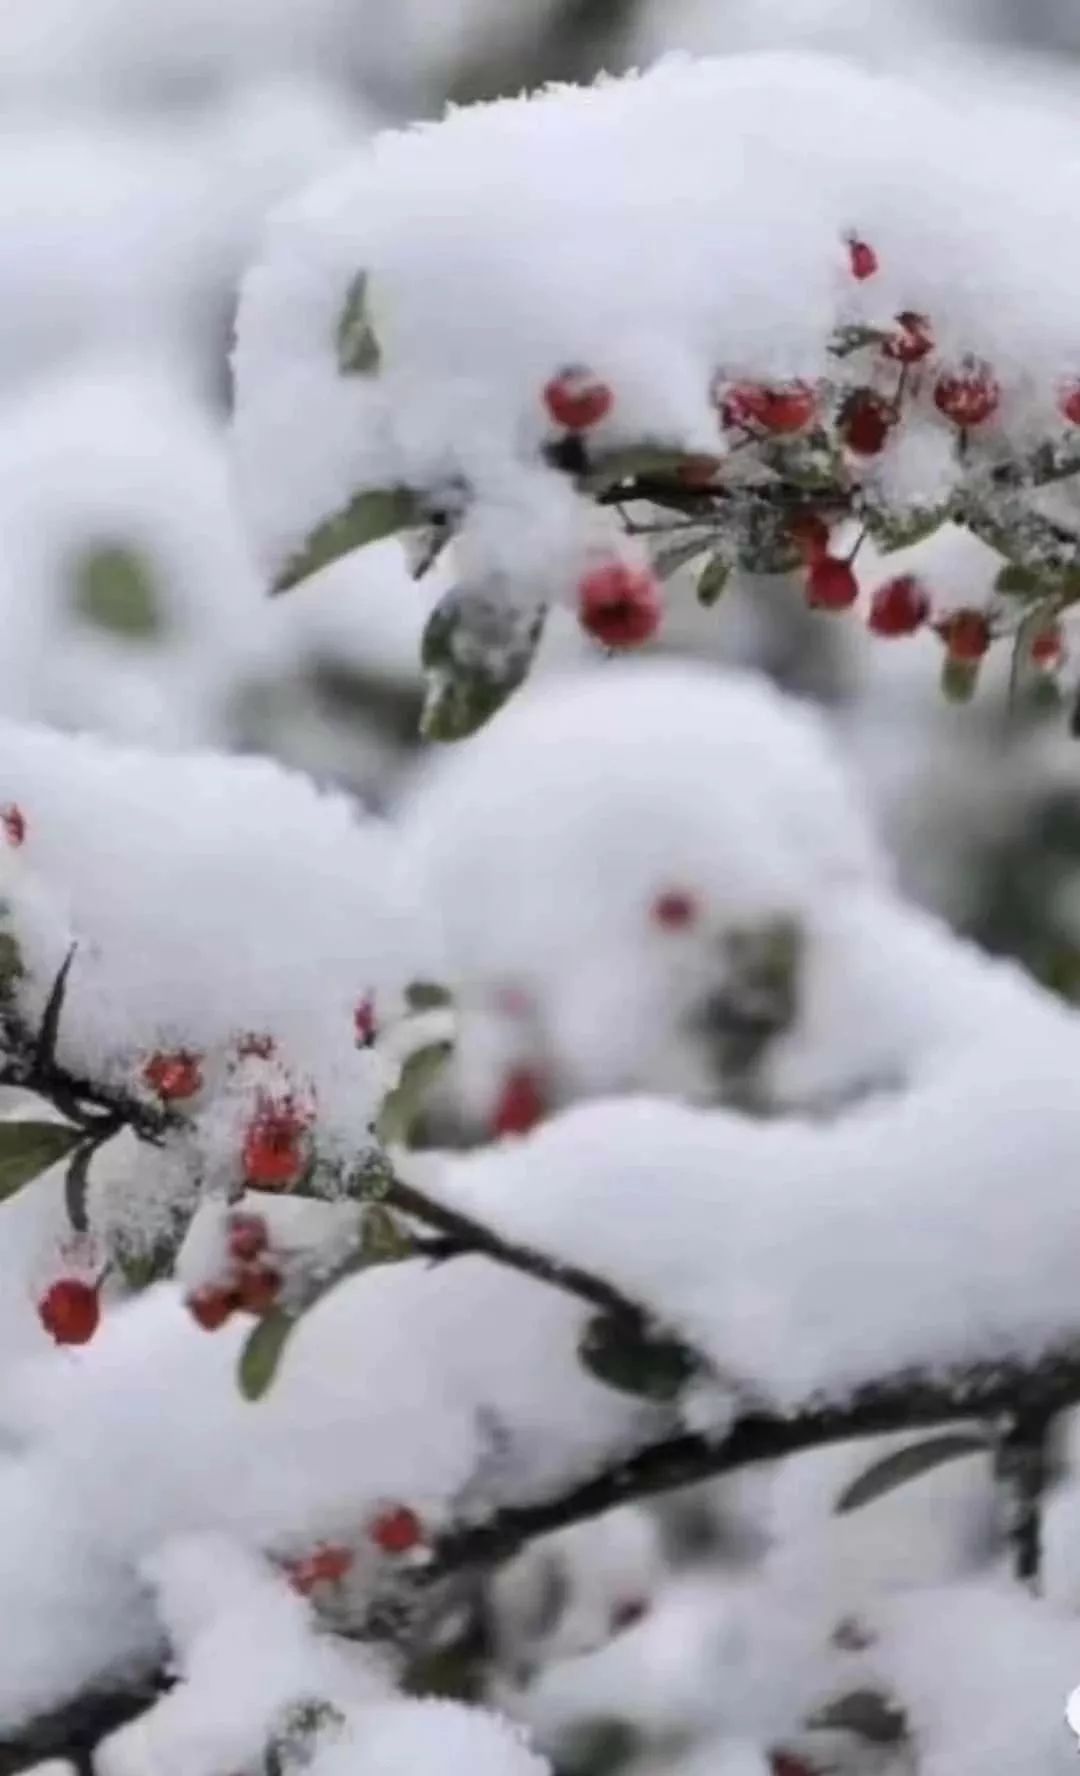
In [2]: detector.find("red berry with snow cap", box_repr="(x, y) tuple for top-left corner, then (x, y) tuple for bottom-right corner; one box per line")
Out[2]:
(143, 1049), (203, 1103)
(39, 1278), (100, 1346)
(720, 380), (817, 436)
(1031, 622), (1064, 669)
(227, 1211), (269, 1264)
(882, 312), (933, 364)
(543, 366), (613, 432)
(578, 562), (662, 649)
(243, 1098), (311, 1192)
(868, 575), (930, 638)
(933, 360), (1000, 428)
(806, 556), (858, 611)
(237, 1264), (283, 1317)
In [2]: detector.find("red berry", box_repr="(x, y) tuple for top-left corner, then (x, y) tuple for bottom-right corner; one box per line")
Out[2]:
(143, 1049), (203, 1103)
(933, 360), (1000, 428)
(309, 1545), (354, 1585)
(847, 236), (878, 281)
(227, 1211), (269, 1264)
(369, 1505), (424, 1556)
(186, 1285), (238, 1332)
(1, 804), (26, 848)
(868, 575), (931, 638)
(578, 562), (662, 649)
(1060, 381), (1080, 426)
(839, 390), (892, 456)
(242, 1098), (311, 1192)
(716, 379), (817, 435)
(39, 1278), (99, 1346)
(1031, 621), (1065, 668)
(882, 312), (934, 364)
(543, 366), (613, 432)
(806, 556), (858, 611)
(652, 889), (698, 930)
(787, 512), (830, 562)
(938, 608), (991, 663)
(237, 1263), (283, 1316)
(353, 994), (377, 1048)
(770, 1755), (819, 1776)
(492, 1068), (546, 1138)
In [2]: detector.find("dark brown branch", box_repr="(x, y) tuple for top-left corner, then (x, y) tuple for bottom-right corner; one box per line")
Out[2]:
(422, 1340), (1080, 1580)
(386, 1175), (645, 1324)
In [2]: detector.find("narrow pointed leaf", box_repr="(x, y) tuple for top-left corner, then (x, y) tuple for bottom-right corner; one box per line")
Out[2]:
(835, 1432), (988, 1515)
(336, 271), (380, 375)
(238, 1309), (295, 1402)
(0, 1121), (83, 1201)
(697, 555), (732, 607)
(34, 945), (76, 1071)
(405, 980), (453, 1012)
(64, 1141), (96, 1233)
(272, 488), (418, 595)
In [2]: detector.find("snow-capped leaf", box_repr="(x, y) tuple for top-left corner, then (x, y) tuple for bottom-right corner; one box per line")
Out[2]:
(72, 543), (162, 640)
(272, 488), (418, 595)
(0, 1121), (83, 1202)
(835, 1432), (989, 1514)
(375, 1041), (452, 1145)
(809, 1690), (908, 1746)
(420, 590), (546, 741)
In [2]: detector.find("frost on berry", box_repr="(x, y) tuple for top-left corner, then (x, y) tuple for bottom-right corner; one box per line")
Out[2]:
(143, 1049), (203, 1103)
(578, 563), (662, 649)
(242, 1095), (313, 1192)
(237, 1263), (283, 1316)
(716, 378), (817, 436)
(806, 556), (858, 612)
(369, 1504), (424, 1555)
(868, 575), (931, 638)
(1060, 380), (1080, 427)
(933, 359), (1001, 428)
(882, 312), (934, 364)
(1, 803), (26, 848)
(1031, 621), (1065, 669)
(543, 365), (614, 432)
(39, 1278), (100, 1346)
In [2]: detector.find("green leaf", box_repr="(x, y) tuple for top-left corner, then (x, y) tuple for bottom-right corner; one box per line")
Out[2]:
(941, 655), (980, 704)
(405, 980), (453, 1012)
(864, 502), (950, 556)
(238, 1308), (295, 1402)
(582, 447), (688, 497)
(336, 271), (380, 375)
(579, 1313), (697, 1402)
(359, 1202), (413, 1263)
(652, 534), (711, 581)
(696, 554), (732, 607)
(835, 1432), (988, 1514)
(420, 590), (546, 742)
(375, 1040), (452, 1146)
(272, 488), (418, 595)
(0, 1120), (83, 1201)
(828, 323), (888, 359)
(995, 563), (1045, 600)
(72, 543), (162, 641)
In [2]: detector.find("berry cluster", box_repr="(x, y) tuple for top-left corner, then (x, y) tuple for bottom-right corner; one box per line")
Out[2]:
(185, 1210), (282, 1331)
(282, 1506), (426, 1596)
(538, 233), (1077, 698)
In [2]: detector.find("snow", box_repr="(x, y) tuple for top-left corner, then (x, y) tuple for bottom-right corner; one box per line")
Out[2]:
(233, 52), (1080, 613)
(0, 718), (439, 1206)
